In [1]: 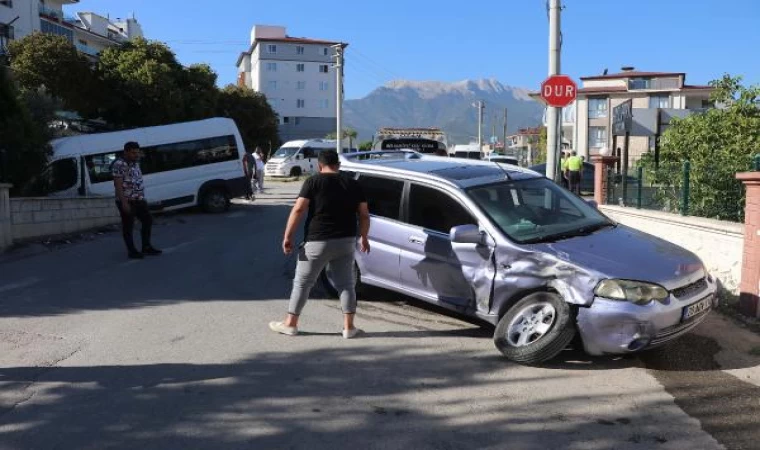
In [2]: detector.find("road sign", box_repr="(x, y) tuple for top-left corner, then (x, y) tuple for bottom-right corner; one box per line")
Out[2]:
(540, 75), (577, 108)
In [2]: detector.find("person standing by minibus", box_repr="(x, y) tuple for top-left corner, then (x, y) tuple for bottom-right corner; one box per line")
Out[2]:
(112, 141), (161, 259)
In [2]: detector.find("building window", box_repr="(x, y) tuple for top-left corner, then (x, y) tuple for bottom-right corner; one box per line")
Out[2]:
(318, 99), (329, 109)
(296, 63), (305, 72)
(297, 81), (306, 90)
(319, 81), (329, 91)
(588, 98), (607, 118)
(297, 99), (305, 108)
(649, 94), (671, 109)
(0, 0), (12, 8)
(319, 64), (329, 73)
(0, 23), (13, 40)
(283, 117), (289, 124)
(648, 136), (657, 151)
(296, 45), (304, 55)
(588, 126), (607, 149)
(268, 81), (277, 90)
(628, 78), (651, 90)
(294, 117), (301, 125)
(701, 99), (711, 109)
(322, 47), (329, 56)
(267, 44), (277, 54)
(266, 62), (277, 72)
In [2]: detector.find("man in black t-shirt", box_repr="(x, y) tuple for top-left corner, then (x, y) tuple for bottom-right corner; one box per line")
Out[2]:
(269, 150), (370, 339)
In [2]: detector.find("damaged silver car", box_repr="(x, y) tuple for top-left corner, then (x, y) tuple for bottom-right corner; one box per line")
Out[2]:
(321, 151), (718, 365)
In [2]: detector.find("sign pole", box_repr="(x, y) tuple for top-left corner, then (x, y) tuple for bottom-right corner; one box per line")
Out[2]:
(545, 0), (562, 181)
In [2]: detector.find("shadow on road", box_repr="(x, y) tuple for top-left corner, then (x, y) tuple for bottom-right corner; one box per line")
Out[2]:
(0, 345), (721, 450)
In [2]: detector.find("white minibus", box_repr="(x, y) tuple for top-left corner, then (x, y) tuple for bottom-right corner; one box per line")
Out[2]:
(264, 139), (339, 177)
(21, 118), (248, 213)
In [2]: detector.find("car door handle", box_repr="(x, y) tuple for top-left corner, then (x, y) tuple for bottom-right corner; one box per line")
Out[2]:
(408, 236), (425, 245)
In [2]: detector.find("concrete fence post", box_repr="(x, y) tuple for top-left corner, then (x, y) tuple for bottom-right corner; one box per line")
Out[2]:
(591, 155), (619, 206)
(0, 184), (12, 252)
(737, 171), (760, 317)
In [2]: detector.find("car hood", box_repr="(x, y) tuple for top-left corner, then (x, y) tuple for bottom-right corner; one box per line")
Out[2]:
(537, 224), (704, 289)
(267, 157), (288, 164)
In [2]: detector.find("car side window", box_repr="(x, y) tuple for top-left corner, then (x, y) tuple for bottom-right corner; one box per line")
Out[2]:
(408, 184), (476, 234)
(357, 175), (403, 220)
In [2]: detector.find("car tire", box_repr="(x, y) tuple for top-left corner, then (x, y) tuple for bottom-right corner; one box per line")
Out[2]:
(290, 167), (302, 177)
(319, 263), (361, 298)
(200, 188), (229, 214)
(493, 292), (576, 365)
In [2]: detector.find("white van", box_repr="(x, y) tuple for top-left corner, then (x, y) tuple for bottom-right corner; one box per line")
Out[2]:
(21, 118), (248, 213)
(265, 139), (338, 177)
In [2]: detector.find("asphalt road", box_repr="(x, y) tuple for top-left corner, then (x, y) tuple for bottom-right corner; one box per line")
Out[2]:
(1, 182), (760, 450)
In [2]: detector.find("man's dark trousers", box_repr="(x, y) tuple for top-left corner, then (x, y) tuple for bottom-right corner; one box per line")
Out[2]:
(116, 200), (153, 252)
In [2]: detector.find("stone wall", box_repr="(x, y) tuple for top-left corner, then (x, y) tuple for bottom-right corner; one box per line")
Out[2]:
(9, 197), (120, 243)
(599, 205), (744, 293)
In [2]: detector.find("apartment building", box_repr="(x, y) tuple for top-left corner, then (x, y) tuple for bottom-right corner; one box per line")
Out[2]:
(236, 25), (347, 142)
(531, 67), (713, 163)
(0, 0), (142, 59)
(575, 67), (713, 160)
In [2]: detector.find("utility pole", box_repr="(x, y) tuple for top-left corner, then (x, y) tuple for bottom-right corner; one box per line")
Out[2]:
(503, 108), (508, 155)
(332, 44), (344, 153)
(476, 100), (484, 154)
(491, 115), (496, 154)
(545, 0), (562, 181)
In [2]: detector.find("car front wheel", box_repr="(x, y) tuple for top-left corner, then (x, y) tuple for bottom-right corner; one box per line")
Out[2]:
(493, 292), (575, 365)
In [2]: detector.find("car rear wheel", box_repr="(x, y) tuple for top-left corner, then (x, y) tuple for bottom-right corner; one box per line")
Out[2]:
(320, 263), (361, 298)
(494, 292), (575, 365)
(290, 167), (302, 177)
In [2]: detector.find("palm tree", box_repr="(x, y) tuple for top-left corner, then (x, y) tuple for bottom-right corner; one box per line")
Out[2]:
(325, 128), (358, 151)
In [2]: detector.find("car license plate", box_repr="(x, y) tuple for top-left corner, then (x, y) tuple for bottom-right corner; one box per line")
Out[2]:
(683, 296), (712, 321)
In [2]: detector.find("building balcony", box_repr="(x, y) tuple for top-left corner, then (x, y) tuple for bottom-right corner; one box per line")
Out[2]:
(75, 42), (99, 56)
(39, 4), (64, 20)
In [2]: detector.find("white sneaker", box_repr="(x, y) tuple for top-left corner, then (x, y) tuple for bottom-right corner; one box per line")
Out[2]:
(269, 321), (298, 336)
(342, 328), (362, 339)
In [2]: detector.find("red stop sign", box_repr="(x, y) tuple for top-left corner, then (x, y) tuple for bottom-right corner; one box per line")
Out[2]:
(540, 75), (577, 108)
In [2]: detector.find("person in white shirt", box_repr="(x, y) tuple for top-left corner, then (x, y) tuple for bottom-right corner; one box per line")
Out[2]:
(253, 147), (266, 193)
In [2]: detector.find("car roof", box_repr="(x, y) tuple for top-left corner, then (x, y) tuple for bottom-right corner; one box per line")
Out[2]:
(341, 152), (542, 189)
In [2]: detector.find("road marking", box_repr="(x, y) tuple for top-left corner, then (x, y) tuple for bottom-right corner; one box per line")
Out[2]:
(0, 277), (42, 294)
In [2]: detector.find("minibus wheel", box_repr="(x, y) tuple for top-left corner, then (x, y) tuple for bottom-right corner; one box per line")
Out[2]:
(200, 188), (229, 213)
(290, 167), (302, 177)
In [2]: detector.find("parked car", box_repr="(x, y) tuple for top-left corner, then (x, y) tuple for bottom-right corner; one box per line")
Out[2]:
(322, 151), (717, 365)
(529, 162), (595, 194)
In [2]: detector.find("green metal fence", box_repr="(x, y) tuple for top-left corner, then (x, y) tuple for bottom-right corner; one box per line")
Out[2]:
(607, 159), (749, 223)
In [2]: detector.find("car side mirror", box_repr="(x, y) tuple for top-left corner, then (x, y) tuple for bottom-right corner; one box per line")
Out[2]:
(295, 154), (303, 160)
(586, 199), (599, 209)
(450, 224), (484, 245)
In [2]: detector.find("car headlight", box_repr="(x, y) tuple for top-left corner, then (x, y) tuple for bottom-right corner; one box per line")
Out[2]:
(594, 279), (669, 305)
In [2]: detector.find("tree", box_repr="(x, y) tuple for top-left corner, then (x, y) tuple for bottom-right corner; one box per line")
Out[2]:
(181, 63), (219, 121)
(325, 127), (358, 150)
(534, 127), (548, 164)
(0, 67), (51, 190)
(358, 141), (373, 151)
(8, 33), (96, 116)
(216, 85), (280, 155)
(97, 38), (187, 127)
(650, 74), (760, 221)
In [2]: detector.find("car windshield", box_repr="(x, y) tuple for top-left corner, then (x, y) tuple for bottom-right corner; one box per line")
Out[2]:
(273, 147), (299, 158)
(468, 178), (614, 244)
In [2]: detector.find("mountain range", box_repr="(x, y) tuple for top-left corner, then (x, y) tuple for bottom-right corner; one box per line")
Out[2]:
(344, 79), (545, 145)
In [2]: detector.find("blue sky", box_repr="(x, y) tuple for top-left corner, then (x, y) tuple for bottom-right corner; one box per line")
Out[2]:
(74, 0), (759, 99)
